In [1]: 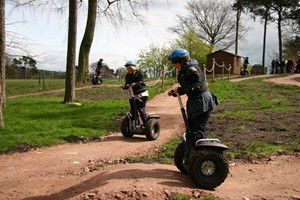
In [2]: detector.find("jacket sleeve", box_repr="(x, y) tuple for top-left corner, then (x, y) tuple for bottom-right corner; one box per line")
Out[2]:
(134, 71), (146, 88)
(178, 66), (207, 95)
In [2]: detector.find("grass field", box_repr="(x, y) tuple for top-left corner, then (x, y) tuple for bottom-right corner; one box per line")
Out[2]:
(1, 78), (174, 153)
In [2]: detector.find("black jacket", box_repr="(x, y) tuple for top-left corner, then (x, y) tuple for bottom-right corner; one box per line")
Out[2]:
(124, 70), (147, 95)
(177, 59), (216, 119)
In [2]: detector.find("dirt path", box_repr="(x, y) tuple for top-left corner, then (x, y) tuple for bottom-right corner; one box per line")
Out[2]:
(1, 75), (300, 200)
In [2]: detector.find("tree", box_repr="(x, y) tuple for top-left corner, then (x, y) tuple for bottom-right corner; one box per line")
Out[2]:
(234, 0), (273, 67)
(232, 2), (243, 55)
(64, 0), (77, 103)
(76, 0), (149, 83)
(170, 0), (247, 51)
(283, 35), (300, 61)
(137, 44), (171, 78)
(270, 0), (299, 62)
(77, 0), (97, 83)
(0, 0), (5, 128)
(175, 28), (210, 68)
(12, 56), (38, 79)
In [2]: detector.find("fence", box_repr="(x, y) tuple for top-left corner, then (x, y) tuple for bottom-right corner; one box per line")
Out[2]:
(203, 58), (232, 81)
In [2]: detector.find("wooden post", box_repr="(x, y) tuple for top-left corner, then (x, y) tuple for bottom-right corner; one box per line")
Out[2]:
(161, 65), (164, 90)
(212, 58), (215, 81)
(228, 64), (231, 80)
(42, 72), (45, 90)
(221, 62), (225, 80)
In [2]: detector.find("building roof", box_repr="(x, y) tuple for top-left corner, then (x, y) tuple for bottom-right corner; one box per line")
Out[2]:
(207, 50), (241, 58)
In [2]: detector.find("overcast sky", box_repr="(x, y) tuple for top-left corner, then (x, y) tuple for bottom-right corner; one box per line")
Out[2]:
(6, 0), (279, 72)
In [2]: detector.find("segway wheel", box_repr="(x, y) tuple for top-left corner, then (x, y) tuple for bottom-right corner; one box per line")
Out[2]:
(121, 116), (134, 138)
(188, 149), (229, 189)
(96, 77), (102, 85)
(174, 141), (188, 174)
(92, 77), (97, 85)
(145, 118), (160, 140)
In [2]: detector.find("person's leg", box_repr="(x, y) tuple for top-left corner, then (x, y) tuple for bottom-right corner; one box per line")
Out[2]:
(129, 99), (138, 121)
(136, 97), (148, 126)
(190, 110), (212, 142)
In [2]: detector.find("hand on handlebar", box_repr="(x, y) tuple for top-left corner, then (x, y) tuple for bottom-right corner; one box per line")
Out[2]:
(121, 84), (130, 89)
(168, 90), (178, 97)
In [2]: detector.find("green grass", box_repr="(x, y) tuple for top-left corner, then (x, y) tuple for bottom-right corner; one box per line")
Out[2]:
(1, 95), (127, 152)
(6, 79), (67, 96)
(209, 78), (299, 120)
(1, 78), (174, 153)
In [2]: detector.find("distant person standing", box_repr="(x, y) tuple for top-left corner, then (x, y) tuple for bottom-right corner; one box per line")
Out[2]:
(243, 57), (249, 71)
(275, 59), (280, 74)
(271, 60), (275, 74)
(96, 58), (104, 76)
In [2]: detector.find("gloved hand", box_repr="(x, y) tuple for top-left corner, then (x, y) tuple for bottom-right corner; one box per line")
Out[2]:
(168, 90), (177, 97)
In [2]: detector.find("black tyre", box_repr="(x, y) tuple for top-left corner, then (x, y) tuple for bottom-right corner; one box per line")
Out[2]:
(145, 118), (160, 140)
(188, 149), (228, 189)
(92, 77), (97, 85)
(96, 78), (103, 85)
(174, 142), (188, 174)
(120, 116), (134, 138)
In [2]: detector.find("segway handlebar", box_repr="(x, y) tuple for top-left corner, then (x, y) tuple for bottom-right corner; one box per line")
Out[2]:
(169, 90), (191, 133)
(128, 85), (135, 99)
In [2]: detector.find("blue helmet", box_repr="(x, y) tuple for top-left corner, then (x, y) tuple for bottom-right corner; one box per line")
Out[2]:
(124, 60), (136, 67)
(169, 49), (189, 63)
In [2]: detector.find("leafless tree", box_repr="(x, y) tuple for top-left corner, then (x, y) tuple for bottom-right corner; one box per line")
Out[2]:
(0, 0), (5, 128)
(76, 0), (149, 83)
(170, 0), (248, 51)
(77, 0), (97, 83)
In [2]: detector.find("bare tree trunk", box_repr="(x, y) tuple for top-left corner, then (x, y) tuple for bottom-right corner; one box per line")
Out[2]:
(235, 9), (241, 55)
(262, 15), (268, 68)
(64, 0), (77, 103)
(277, 12), (283, 62)
(77, 0), (97, 83)
(0, 0), (5, 128)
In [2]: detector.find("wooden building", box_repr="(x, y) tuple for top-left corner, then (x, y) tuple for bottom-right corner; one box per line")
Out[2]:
(206, 50), (242, 74)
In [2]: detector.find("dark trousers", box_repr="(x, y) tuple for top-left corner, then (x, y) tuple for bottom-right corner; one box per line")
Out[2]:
(184, 110), (212, 163)
(188, 109), (212, 140)
(129, 96), (147, 125)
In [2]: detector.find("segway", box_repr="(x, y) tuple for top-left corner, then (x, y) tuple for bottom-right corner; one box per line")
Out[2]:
(240, 68), (249, 76)
(92, 74), (103, 85)
(171, 90), (229, 189)
(121, 86), (160, 140)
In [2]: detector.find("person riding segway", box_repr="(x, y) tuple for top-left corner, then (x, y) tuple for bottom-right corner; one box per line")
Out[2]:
(92, 58), (103, 85)
(168, 48), (228, 189)
(121, 60), (160, 140)
(241, 57), (249, 76)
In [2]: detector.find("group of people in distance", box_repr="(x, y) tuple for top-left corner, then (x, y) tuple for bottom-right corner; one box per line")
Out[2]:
(118, 48), (218, 164)
(271, 59), (300, 74)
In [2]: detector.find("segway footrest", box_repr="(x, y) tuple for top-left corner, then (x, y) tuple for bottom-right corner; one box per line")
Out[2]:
(195, 138), (220, 146)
